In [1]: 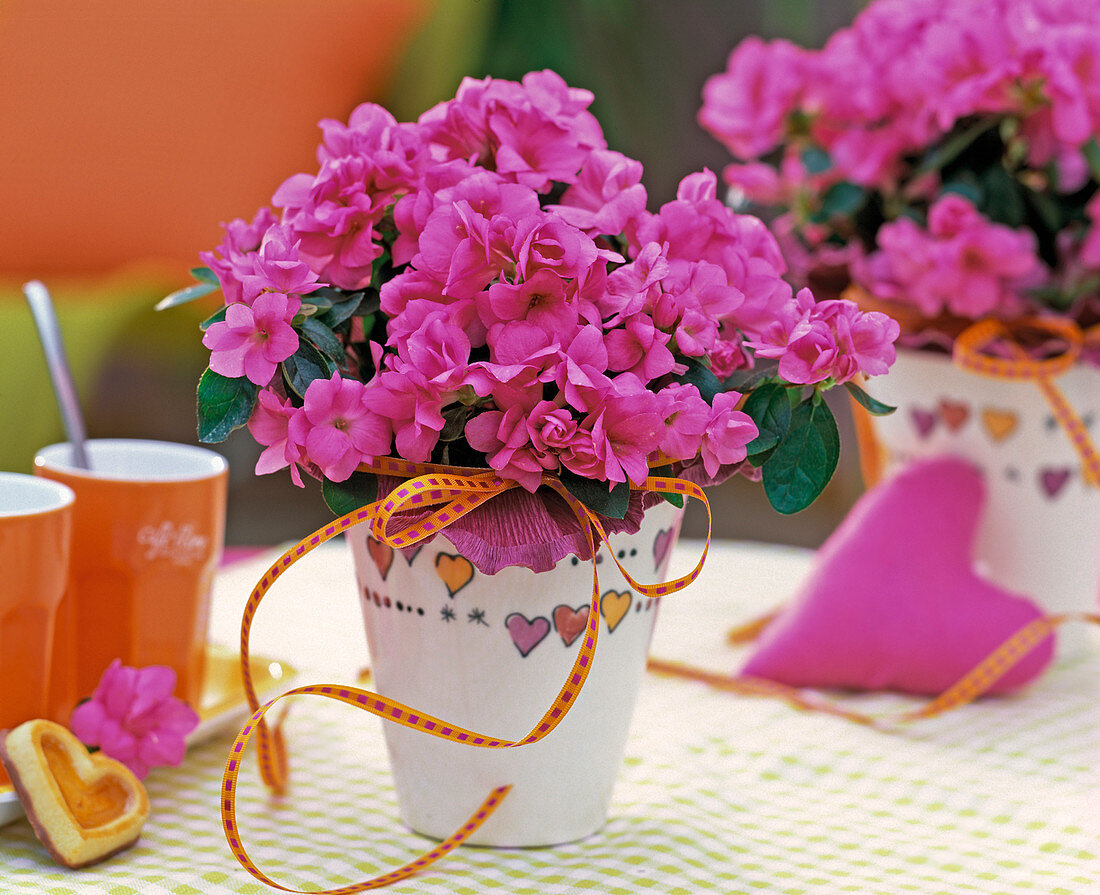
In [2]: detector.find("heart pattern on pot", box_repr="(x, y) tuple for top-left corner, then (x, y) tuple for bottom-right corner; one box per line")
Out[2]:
(435, 553), (474, 597)
(600, 589), (633, 633)
(981, 408), (1018, 442)
(367, 537), (394, 580)
(505, 613), (551, 657)
(910, 407), (937, 439)
(652, 527), (676, 572)
(741, 456), (1054, 696)
(938, 398), (970, 432)
(553, 604), (590, 647)
(1039, 467), (1072, 499)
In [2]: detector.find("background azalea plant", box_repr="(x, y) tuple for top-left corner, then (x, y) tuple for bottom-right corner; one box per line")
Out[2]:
(169, 70), (897, 521)
(699, 0), (1100, 361)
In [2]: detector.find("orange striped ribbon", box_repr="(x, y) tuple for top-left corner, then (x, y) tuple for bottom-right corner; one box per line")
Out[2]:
(222, 457), (710, 893)
(651, 613), (1100, 726)
(953, 317), (1100, 488)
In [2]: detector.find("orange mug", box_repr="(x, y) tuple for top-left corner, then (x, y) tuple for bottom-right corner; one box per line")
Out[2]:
(34, 439), (228, 721)
(0, 472), (74, 784)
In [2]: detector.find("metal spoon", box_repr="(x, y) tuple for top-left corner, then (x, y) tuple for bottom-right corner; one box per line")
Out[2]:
(23, 280), (91, 469)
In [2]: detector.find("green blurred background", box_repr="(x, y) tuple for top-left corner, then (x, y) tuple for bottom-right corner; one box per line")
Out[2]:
(1, 0), (864, 547)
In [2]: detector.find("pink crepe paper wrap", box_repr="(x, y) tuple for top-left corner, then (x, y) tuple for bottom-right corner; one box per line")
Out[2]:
(374, 458), (743, 575)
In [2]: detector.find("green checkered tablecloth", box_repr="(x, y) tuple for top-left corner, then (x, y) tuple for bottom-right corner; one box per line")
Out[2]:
(2, 541), (1097, 894)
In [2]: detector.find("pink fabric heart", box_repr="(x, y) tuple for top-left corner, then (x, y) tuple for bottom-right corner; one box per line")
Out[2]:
(742, 456), (1054, 696)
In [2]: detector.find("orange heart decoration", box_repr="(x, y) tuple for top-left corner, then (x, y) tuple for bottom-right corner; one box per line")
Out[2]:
(435, 553), (475, 597)
(981, 408), (1018, 442)
(0, 719), (149, 868)
(600, 589), (632, 633)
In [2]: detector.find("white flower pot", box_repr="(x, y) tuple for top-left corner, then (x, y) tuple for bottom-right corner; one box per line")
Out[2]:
(348, 499), (683, 847)
(858, 349), (1100, 635)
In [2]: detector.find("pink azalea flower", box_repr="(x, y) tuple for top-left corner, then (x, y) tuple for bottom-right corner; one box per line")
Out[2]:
(527, 400), (579, 455)
(289, 374), (392, 482)
(369, 368), (447, 463)
(700, 391), (757, 479)
(481, 268), (579, 335)
(240, 223), (325, 303)
(202, 292), (301, 386)
(548, 149), (648, 236)
(579, 376), (663, 486)
(248, 388), (306, 487)
(699, 36), (809, 160)
(554, 325), (613, 413)
(200, 207), (279, 305)
(604, 315), (677, 381)
(465, 403), (554, 492)
(656, 383), (711, 462)
(70, 659), (199, 780)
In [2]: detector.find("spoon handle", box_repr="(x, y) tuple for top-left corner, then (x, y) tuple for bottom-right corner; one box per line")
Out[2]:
(23, 280), (91, 469)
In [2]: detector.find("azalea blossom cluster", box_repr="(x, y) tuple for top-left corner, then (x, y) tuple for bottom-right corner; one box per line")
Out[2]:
(699, 0), (1100, 342)
(197, 71), (897, 494)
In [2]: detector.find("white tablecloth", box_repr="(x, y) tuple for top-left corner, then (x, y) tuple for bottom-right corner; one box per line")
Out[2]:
(2, 538), (1097, 894)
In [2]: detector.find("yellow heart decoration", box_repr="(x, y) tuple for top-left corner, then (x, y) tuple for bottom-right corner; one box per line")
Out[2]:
(600, 589), (633, 633)
(434, 553), (475, 596)
(0, 719), (149, 868)
(981, 408), (1019, 442)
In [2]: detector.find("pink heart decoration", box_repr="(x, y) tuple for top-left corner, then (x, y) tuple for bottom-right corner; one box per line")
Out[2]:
(505, 613), (551, 658)
(910, 408), (937, 439)
(1039, 467), (1072, 499)
(741, 456), (1054, 696)
(652, 527), (675, 572)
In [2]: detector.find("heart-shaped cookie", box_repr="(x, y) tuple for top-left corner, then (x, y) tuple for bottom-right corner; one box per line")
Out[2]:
(435, 553), (475, 597)
(741, 457), (1054, 696)
(600, 590), (632, 633)
(0, 719), (149, 868)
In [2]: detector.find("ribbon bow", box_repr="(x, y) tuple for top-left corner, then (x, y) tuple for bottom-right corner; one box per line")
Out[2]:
(221, 458), (711, 893)
(953, 316), (1100, 488)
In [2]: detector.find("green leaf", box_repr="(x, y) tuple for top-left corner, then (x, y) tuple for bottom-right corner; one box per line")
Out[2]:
(155, 280), (218, 311)
(801, 145), (832, 174)
(558, 468), (631, 519)
(680, 357), (723, 403)
(196, 369), (258, 443)
(297, 316), (346, 365)
(977, 165), (1026, 227)
(916, 116), (998, 175)
(1083, 138), (1100, 184)
(319, 291), (366, 329)
(761, 394), (840, 514)
(741, 382), (796, 458)
(190, 266), (220, 285)
(282, 339), (336, 399)
(300, 294), (333, 315)
(721, 368), (775, 393)
(820, 181), (867, 218)
(940, 177), (983, 205)
(199, 305), (228, 332)
(322, 472), (379, 517)
(844, 381), (896, 417)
